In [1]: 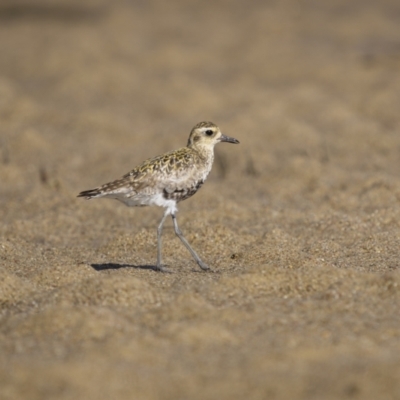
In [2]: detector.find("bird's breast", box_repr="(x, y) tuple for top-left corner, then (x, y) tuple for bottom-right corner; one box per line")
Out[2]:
(162, 179), (205, 202)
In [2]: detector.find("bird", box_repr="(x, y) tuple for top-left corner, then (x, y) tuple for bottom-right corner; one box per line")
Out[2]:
(77, 121), (240, 272)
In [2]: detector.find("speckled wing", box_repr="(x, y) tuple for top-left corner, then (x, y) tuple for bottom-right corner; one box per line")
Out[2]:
(78, 147), (205, 205)
(128, 147), (207, 202)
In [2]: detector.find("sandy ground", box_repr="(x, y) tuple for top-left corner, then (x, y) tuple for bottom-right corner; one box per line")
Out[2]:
(1, 0), (400, 399)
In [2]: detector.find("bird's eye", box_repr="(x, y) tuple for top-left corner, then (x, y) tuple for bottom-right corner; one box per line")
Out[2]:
(205, 129), (213, 136)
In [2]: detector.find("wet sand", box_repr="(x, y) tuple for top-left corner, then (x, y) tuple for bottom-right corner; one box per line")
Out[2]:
(1, 1), (400, 399)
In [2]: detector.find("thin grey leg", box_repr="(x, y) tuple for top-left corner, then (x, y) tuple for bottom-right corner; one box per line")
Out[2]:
(171, 214), (210, 271)
(156, 211), (169, 271)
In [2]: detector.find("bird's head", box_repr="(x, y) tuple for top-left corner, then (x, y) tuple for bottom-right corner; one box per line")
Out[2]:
(187, 122), (239, 149)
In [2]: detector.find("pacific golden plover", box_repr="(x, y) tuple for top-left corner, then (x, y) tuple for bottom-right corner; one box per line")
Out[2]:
(78, 121), (239, 271)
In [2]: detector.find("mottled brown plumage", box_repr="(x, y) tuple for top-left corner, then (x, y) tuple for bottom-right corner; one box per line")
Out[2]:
(78, 121), (239, 271)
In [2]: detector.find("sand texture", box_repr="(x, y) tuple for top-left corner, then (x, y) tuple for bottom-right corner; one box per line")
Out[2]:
(1, 1), (400, 399)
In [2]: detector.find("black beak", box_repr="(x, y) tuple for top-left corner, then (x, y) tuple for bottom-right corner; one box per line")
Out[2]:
(220, 134), (240, 144)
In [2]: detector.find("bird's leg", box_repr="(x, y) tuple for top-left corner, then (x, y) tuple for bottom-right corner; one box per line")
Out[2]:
(156, 210), (170, 271)
(171, 213), (210, 271)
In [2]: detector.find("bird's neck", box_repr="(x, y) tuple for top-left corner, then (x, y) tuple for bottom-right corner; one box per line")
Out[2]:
(189, 143), (215, 163)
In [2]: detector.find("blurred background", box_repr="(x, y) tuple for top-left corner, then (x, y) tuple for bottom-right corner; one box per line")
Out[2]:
(1, 1), (400, 399)
(2, 0), (399, 196)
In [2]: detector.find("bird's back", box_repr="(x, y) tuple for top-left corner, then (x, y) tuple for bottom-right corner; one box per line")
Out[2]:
(78, 146), (213, 207)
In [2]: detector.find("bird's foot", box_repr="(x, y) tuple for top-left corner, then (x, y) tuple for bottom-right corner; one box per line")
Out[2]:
(155, 264), (172, 273)
(197, 260), (212, 272)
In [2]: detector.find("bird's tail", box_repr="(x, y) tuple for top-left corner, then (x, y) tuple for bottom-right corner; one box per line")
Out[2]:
(77, 188), (103, 199)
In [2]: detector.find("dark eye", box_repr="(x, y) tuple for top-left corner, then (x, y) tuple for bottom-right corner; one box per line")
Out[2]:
(205, 129), (213, 136)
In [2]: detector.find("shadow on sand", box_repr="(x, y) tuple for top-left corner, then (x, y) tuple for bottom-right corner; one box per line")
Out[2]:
(91, 263), (160, 272)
